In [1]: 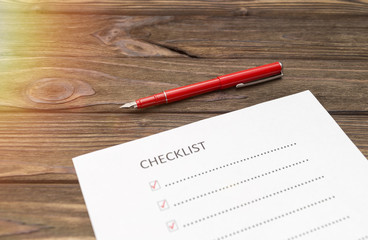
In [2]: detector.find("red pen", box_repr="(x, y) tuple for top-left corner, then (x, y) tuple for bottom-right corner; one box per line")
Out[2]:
(120, 62), (283, 109)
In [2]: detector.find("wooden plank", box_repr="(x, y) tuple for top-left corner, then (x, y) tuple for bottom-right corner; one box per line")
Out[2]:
(0, 0), (367, 16)
(0, 58), (366, 112)
(0, 113), (367, 182)
(0, 184), (93, 239)
(0, 1), (365, 239)
(145, 16), (368, 59)
(0, 14), (366, 59)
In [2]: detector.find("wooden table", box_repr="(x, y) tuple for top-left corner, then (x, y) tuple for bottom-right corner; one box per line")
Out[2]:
(0, 1), (367, 239)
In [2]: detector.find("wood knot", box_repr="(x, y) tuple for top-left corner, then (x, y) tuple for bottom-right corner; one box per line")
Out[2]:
(93, 16), (182, 57)
(26, 78), (95, 104)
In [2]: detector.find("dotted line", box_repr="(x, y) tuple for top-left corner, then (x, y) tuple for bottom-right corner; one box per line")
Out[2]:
(214, 196), (336, 240)
(183, 176), (325, 228)
(286, 216), (350, 240)
(173, 158), (309, 207)
(357, 236), (368, 240)
(165, 143), (297, 187)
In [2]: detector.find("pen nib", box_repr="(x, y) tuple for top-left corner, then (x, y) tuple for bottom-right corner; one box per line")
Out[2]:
(120, 101), (138, 109)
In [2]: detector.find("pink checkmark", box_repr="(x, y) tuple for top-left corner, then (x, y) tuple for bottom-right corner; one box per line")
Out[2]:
(151, 180), (157, 189)
(149, 180), (160, 191)
(166, 220), (178, 232)
(158, 199), (169, 211)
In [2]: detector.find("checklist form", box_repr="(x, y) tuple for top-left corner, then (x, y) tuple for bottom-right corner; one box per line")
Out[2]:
(73, 91), (368, 240)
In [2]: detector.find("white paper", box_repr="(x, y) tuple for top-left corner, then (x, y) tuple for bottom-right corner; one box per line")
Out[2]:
(73, 91), (368, 240)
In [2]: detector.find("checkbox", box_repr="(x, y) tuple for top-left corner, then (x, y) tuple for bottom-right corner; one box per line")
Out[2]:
(166, 220), (178, 232)
(157, 199), (169, 211)
(149, 180), (160, 191)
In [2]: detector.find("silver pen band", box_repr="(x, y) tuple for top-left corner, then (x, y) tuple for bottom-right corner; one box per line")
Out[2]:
(163, 91), (168, 103)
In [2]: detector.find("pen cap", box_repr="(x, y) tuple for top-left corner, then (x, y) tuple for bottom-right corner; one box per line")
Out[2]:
(217, 62), (282, 88)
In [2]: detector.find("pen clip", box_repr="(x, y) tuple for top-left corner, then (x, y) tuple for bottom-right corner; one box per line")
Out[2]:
(235, 73), (283, 88)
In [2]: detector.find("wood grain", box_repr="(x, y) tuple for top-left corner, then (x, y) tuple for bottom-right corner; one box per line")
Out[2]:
(0, 1), (367, 238)
(0, 113), (366, 183)
(0, 0), (367, 16)
(0, 184), (93, 239)
(0, 58), (366, 112)
(0, 14), (366, 59)
(0, 15), (185, 57)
